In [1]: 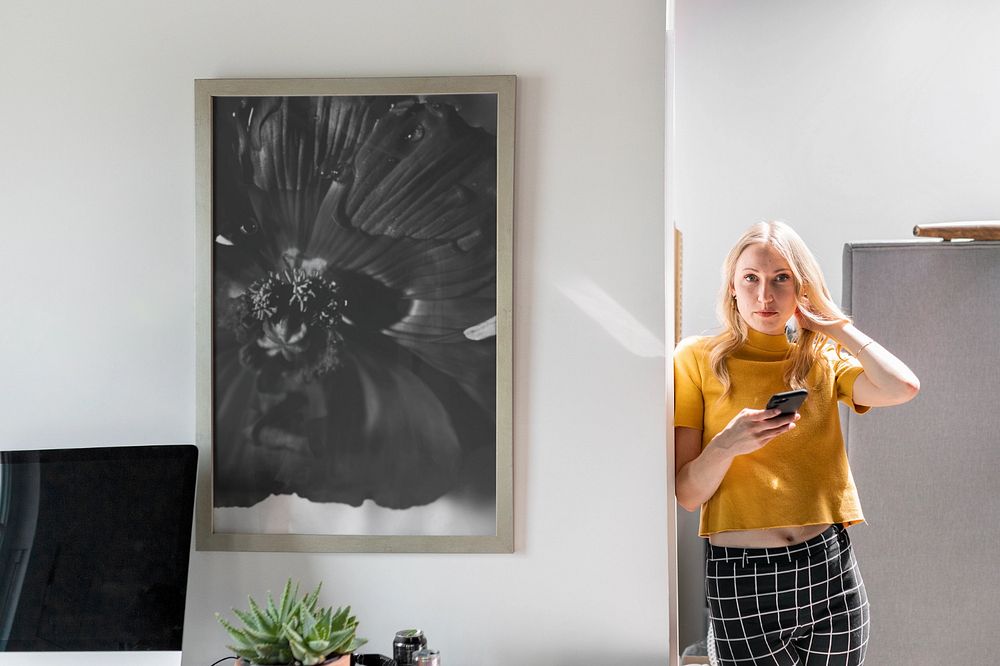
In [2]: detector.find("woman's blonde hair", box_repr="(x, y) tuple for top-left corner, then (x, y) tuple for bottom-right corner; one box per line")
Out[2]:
(709, 221), (851, 397)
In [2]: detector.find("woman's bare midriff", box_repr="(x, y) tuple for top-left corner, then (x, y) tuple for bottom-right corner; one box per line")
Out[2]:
(709, 523), (833, 548)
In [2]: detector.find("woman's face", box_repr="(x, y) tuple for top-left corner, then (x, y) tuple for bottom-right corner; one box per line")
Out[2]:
(731, 243), (798, 335)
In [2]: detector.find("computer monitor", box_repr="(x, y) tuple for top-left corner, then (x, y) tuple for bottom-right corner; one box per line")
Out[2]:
(0, 445), (198, 666)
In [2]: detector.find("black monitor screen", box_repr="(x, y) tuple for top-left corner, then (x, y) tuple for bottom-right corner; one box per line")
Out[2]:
(0, 445), (198, 651)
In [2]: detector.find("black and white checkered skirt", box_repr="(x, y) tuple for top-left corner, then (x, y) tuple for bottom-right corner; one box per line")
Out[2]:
(706, 524), (870, 665)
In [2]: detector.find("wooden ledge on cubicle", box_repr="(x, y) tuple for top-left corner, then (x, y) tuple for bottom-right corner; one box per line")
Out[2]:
(913, 221), (1000, 241)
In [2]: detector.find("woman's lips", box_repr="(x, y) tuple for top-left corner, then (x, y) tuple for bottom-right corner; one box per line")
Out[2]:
(755, 311), (778, 317)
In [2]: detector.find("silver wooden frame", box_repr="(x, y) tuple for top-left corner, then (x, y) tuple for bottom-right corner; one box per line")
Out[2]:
(194, 76), (515, 552)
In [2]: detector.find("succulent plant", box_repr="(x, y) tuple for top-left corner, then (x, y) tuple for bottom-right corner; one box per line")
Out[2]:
(285, 605), (367, 665)
(216, 579), (365, 665)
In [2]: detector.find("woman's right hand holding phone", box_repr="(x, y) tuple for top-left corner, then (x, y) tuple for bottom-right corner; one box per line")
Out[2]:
(710, 408), (799, 458)
(675, 408), (800, 511)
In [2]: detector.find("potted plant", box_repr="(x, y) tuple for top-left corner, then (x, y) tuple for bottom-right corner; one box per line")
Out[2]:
(217, 579), (368, 666)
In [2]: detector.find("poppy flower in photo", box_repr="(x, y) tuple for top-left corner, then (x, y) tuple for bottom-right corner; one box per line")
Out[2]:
(211, 94), (498, 512)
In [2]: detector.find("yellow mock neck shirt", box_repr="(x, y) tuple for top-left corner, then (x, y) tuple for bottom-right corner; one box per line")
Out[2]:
(674, 328), (869, 536)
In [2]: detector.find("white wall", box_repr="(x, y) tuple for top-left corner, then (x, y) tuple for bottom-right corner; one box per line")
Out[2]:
(0, 1), (669, 665)
(674, 0), (1000, 648)
(677, 0), (1000, 335)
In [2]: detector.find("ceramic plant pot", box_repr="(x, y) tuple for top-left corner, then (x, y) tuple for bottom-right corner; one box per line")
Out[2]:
(323, 656), (351, 666)
(237, 656), (352, 666)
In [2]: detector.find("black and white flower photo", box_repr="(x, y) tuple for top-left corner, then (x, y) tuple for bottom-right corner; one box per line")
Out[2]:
(209, 91), (501, 538)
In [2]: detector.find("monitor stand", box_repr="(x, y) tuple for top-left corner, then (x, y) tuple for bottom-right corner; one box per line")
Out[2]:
(0, 652), (182, 666)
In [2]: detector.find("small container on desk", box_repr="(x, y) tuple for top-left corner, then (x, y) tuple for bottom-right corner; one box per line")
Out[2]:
(413, 649), (440, 666)
(393, 629), (427, 666)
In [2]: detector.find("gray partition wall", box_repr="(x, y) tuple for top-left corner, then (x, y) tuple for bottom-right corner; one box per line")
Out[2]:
(842, 240), (1000, 665)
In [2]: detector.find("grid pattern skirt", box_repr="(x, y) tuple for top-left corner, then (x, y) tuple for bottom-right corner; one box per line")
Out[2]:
(706, 524), (870, 666)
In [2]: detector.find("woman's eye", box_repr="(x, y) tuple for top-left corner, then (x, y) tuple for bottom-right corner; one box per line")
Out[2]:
(775, 274), (790, 282)
(743, 274), (758, 282)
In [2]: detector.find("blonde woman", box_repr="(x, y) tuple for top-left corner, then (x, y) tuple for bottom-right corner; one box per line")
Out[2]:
(674, 222), (919, 666)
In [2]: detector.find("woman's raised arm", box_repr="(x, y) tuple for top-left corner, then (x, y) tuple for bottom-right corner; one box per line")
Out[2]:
(799, 315), (920, 407)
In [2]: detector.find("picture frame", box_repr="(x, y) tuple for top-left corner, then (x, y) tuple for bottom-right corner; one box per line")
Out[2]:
(194, 76), (514, 553)
(675, 227), (683, 344)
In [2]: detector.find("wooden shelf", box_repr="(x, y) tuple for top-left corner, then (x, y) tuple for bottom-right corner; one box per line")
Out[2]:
(913, 221), (1000, 241)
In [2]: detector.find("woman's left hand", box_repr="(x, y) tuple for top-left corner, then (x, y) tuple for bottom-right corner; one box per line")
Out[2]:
(794, 305), (842, 335)
(796, 309), (921, 407)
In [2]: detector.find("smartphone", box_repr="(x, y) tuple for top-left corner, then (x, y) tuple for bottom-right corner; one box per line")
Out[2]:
(765, 389), (808, 416)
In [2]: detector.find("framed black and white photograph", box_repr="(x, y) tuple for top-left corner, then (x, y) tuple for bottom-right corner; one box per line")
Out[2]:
(194, 76), (514, 553)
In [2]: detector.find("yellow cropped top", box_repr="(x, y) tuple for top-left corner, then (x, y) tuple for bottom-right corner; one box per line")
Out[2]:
(674, 328), (870, 537)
